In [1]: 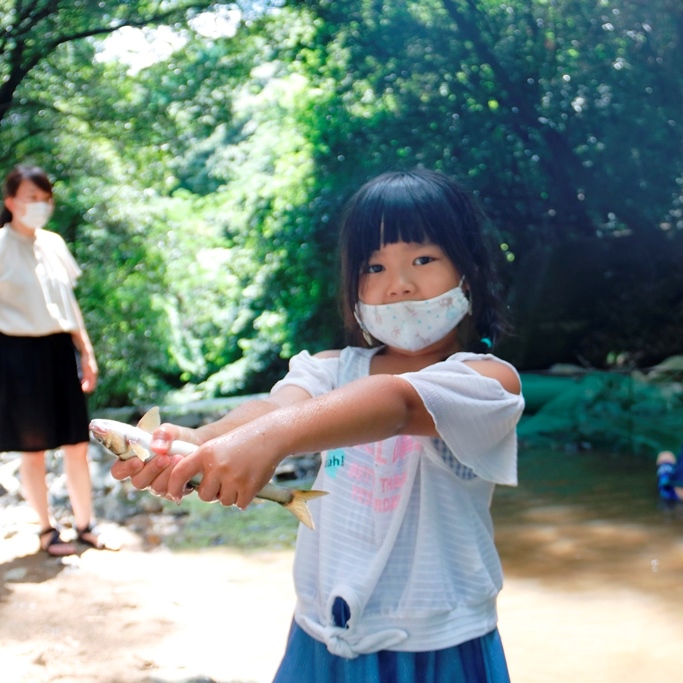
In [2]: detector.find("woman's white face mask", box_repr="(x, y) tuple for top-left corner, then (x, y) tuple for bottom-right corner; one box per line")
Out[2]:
(15, 200), (52, 230)
(355, 278), (471, 352)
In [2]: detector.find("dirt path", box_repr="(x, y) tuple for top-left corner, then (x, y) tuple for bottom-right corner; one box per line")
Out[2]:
(2, 501), (683, 683)
(1, 511), (295, 683)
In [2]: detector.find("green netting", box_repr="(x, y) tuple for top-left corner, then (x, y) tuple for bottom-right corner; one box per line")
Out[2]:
(518, 357), (683, 455)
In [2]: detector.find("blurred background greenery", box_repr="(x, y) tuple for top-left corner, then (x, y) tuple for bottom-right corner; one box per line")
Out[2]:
(1, 0), (681, 451)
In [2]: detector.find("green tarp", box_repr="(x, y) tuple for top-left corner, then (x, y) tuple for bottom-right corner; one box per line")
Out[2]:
(519, 357), (683, 455)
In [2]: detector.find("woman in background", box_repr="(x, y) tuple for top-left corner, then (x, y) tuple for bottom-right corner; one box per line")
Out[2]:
(0, 164), (115, 554)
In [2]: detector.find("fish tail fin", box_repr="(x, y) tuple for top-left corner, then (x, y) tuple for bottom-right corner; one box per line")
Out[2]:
(283, 489), (328, 530)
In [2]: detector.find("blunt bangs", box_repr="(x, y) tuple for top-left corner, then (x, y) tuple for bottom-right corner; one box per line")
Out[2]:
(341, 171), (459, 322)
(345, 173), (449, 273)
(339, 168), (507, 350)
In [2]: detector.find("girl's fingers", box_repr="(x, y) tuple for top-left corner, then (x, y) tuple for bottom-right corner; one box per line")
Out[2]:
(149, 465), (175, 498)
(234, 489), (256, 511)
(195, 475), (222, 503)
(167, 454), (205, 502)
(150, 424), (179, 455)
(218, 486), (238, 508)
(111, 458), (143, 481)
(128, 454), (174, 491)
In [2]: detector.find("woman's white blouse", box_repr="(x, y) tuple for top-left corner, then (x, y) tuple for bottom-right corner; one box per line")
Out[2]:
(0, 225), (83, 336)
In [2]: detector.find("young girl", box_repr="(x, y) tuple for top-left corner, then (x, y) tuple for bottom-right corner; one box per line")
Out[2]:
(112, 169), (524, 681)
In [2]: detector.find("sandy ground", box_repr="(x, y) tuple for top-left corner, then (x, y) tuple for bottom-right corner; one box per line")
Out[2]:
(0, 507), (294, 683)
(2, 490), (683, 683)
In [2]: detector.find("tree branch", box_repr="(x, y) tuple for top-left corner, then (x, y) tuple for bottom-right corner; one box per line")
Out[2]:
(440, 0), (596, 237)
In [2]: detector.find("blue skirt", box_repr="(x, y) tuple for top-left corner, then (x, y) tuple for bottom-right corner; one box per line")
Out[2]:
(273, 621), (511, 683)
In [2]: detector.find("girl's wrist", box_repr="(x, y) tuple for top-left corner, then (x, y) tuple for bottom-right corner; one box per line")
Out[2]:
(192, 424), (215, 445)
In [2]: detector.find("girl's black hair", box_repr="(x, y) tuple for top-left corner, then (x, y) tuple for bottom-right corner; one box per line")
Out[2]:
(1, 164), (53, 225)
(338, 168), (509, 351)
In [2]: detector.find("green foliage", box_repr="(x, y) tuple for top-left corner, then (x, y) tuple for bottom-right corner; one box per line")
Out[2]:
(72, 185), (177, 407)
(0, 0), (216, 126)
(518, 366), (683, 455)
(1, 0), (682, 406)
(0, 1), (241, 406)
(285, 0), (682, 248)
(160, 495), (299, 550)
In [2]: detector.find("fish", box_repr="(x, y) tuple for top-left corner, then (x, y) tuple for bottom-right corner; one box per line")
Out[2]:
(89, 407), (327, 530)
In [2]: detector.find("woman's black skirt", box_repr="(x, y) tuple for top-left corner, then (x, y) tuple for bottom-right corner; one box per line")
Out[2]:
(0, 332), (90, 452)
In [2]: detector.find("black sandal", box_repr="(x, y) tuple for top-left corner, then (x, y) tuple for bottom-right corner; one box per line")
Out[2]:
(76, 523), (120, 551)
(39, 526), (76, 556)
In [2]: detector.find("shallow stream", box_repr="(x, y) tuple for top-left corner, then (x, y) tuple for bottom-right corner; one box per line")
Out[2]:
(493, 446), (683, 592)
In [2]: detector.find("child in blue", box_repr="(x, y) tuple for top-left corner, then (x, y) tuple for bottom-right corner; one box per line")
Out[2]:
(656, 447), (683, 502)
(112, 169), (525, 682)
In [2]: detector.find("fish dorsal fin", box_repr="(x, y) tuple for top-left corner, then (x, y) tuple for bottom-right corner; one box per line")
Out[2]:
(137, 406), (161, 434)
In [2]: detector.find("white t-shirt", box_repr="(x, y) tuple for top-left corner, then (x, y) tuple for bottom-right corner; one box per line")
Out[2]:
(0, 225), (83, 336)
(271, 346), (524, 658)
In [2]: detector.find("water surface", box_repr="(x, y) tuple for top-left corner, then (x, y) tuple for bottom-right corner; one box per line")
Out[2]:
(493, 447), (683, 591)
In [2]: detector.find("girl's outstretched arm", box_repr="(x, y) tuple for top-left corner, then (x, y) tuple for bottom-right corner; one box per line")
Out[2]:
(109, 384), (312, 493)
(154, 384), (315, 452)
(166, 374), (434, 507)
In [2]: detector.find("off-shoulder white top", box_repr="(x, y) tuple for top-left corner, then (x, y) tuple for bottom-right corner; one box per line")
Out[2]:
(271, 347), (524, 658)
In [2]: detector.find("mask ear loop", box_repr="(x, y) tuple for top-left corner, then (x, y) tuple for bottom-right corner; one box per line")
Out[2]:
(459, 275), (473, 315)
(354, 307), (375, 346)
(458, 276), (490, 351)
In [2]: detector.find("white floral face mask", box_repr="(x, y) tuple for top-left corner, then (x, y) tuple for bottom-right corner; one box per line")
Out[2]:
(16, 200), (52, 230)
(355, 278), (471, 352)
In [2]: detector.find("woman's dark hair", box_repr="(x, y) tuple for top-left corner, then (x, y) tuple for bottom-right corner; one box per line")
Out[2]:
(1, 164), (53, 225)
(338, 168), (509, 352)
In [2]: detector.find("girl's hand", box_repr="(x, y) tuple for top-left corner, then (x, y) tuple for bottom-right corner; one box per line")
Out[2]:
(112, 388), (313, 504)
(111, 451), (186, 499)
(149, 422), (202, 455)
(111, 421), (198, 498)
(166, 427), (281, 508)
